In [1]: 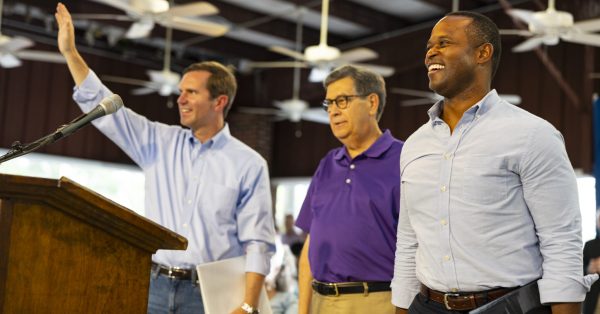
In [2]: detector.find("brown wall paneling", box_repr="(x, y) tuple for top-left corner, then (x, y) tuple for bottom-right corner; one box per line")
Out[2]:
(23, 62), (51, 142)
(2, 66), (29, 149)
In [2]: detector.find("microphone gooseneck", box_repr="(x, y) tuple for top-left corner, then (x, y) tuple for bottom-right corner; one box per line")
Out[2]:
(0, 94), (124, 165)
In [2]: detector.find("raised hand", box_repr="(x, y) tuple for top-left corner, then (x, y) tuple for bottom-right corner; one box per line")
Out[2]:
(55, 2), (76, 56)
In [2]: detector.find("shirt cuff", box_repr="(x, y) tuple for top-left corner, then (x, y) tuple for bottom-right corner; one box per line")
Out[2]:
(244, 241), (274, 275)
(538, 274), (598, 303)
(391, 282), (420, 308)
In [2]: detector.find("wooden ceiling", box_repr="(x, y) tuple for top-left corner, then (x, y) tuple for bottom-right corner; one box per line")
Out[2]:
(2, 0), (600, 176)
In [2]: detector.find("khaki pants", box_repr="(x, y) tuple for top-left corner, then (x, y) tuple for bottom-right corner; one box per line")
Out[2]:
(310, 290), (395, 314)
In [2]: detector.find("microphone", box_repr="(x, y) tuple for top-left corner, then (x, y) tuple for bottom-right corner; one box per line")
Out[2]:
(56, 94), (124, 139)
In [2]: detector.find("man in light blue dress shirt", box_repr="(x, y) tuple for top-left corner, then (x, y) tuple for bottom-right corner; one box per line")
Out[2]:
(391, 11), (596, 314)
(56, 4), (275, 314)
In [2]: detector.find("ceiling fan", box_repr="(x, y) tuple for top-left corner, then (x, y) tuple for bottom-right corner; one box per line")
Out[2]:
(238, 9), (329, 126)
(500, 0), (600, 52)
(72, 0), (229, 39)
(246, 0), (394, 82)
(102, 14), (180, 100)
(391, 88), (522, 107)
(0, 0), (65, 68)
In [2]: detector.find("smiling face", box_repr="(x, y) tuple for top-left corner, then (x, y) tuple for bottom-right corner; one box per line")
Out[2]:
(177, 70), (222, 132)
(425, 15), (481, 98)
(325, 76), (375, 145)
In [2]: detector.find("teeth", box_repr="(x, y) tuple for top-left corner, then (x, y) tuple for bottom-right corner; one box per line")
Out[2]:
(428, 64), (445, 71)
(181, 108), (191, 113)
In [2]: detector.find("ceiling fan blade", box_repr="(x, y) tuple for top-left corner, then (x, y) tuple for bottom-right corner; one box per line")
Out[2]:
(164, 2), (218, 17)
(246, 61), (308, 69)
(301, 108), (329, 125)
(400, 98), (437, 107)
(351, 63), (395, 77)
(390, 88), (438, 99)
(499, 29), (534, 37)
(125, 20), (155, 39)
(308, 67), (331, 82)
(337, 47), (378, 63)
(574, 18), (600, 32)
(0, 53), (22, 68)
(131, 87), (158, 95)
(269, 46), (306, 61)
(102, 75), (154, 87)
(561, 32), (600, 48)
(498, 94), (522, 105)
(2, 36), (34, 52)
(14, 50), (65, 63)
(147, 69), (180, 84)
(512, 36), (546, 52)
(505, 9), (537, 26)
(90, 0), (143, 16)
(70, 14), (133, 21)
(161, 16), (229, 37)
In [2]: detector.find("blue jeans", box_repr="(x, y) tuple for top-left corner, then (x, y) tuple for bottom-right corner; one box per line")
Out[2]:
(147, 272), (204, 314)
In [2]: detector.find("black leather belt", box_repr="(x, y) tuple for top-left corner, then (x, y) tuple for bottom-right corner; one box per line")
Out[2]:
(152, 262), (194, 280)
(312, 280), (391, 296)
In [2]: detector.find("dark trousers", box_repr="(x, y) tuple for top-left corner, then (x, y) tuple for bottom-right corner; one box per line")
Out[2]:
(408, 290), (551, 314)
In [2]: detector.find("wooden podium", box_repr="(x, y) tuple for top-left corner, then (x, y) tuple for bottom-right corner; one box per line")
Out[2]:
(0, 174), (187, 313)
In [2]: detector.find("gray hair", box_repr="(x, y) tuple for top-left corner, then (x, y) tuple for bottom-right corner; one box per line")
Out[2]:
(323, 65), (387, 121)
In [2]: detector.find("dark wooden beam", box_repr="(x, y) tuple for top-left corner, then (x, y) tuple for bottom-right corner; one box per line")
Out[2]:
(419, 0), (487, 12)
(177, 0), (345, 47)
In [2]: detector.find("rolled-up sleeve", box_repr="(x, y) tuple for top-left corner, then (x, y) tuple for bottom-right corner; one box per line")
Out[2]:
(521, 122), (598, 303)
(391, 171), (421, 308)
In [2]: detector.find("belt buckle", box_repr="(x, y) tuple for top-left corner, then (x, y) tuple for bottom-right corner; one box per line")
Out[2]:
(167, 266), (183, 279)
(332, 283), (339, 297)
(443, 293), (459, 310)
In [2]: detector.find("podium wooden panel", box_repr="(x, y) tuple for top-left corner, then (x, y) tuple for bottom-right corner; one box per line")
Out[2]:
(0, 174), (187, 313)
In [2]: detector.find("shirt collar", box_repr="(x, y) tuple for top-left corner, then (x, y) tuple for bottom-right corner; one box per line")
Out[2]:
(334, 129), (395, 160)
(187, 123), (231, 149)
(427, 89), (500, 125)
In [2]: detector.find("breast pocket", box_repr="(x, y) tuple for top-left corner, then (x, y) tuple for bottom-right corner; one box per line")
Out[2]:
(200, 183), (239, 224)
(460, 156), (508, 205)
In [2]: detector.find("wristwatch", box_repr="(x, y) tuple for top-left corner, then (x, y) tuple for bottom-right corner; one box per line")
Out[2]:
(241, 302), (260, 314)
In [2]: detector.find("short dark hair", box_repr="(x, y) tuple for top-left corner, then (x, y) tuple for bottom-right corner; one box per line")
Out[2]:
(446, 11), (501, 79)
(323, 65), (387, 121)
(183, 61), (237, 118)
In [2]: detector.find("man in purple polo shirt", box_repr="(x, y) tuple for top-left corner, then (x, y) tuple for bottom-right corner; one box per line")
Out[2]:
(295, 65), (403, 313)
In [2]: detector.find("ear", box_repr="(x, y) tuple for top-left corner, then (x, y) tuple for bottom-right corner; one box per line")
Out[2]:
(367, 93), (379, 117)
(213, 95), (229, 113)
(476, 43), (493, 65)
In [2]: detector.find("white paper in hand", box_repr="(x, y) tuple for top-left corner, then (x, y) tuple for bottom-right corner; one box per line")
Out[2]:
(196, 256), (272, 314)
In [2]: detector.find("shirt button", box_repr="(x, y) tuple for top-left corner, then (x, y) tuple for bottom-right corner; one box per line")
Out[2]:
(443, 153), (450, 160)
(183, 223), (188, 228)
(187, 199), (192, 204)
(345, 178), (351, 184)
(350, 164), (356, 170)
(440, 185), (447, 192)
(441, 219), (447, 225)
(450, 288), (459, 293)
(443, 255), (451, 261)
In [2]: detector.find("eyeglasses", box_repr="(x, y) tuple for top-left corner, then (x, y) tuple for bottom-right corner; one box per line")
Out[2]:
(322, 94), (369, 111)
